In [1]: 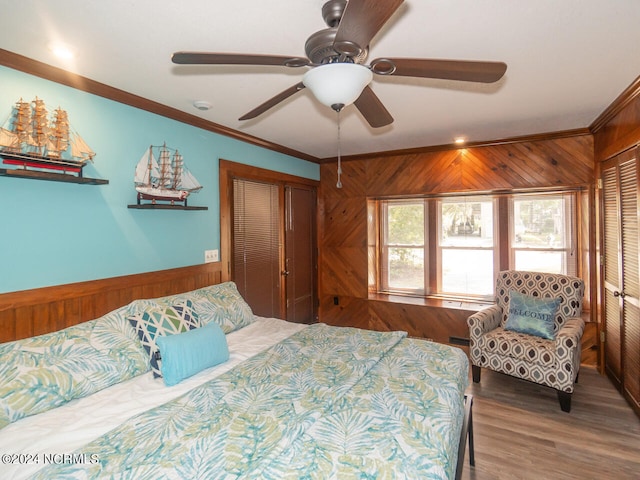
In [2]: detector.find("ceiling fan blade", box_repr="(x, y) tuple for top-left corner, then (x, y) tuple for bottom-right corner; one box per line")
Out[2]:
(172, 52), (310, 68)
(370, 58), (507, 83)
(354, 86), (393, 128)
(239, 82), (306, 121)
(333, 0), (404, 56)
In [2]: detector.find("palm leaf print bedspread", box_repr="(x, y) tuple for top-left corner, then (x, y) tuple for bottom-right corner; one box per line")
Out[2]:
(33, 324), (468, 479)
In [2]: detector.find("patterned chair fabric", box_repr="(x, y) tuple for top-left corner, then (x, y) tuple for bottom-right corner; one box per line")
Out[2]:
(467, 270), (585, 412)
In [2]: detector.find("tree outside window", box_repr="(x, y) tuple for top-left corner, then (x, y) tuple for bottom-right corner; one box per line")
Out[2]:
(511, 195), (575, 275)
(383, 202), (425, 292)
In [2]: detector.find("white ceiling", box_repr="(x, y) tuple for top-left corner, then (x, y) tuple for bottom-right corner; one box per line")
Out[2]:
(3, 0), (640, 160)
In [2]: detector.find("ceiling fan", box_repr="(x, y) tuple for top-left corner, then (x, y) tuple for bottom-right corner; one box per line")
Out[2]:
(172, 0), (507, 128)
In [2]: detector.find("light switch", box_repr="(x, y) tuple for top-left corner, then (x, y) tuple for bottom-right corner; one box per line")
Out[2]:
(204, 249), (219, 263)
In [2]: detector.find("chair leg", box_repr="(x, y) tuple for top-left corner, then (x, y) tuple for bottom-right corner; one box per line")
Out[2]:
(472, 365), (481, 383)
(557, 390), (572, 413)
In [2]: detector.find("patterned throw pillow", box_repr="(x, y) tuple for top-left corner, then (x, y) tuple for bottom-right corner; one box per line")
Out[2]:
(504, 290), (561, 340)
(128, 300), (200, 378)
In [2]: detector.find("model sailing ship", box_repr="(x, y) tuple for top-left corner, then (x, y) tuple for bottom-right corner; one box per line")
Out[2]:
(0, 97), (95, 176)
(135, 143), (202, 206)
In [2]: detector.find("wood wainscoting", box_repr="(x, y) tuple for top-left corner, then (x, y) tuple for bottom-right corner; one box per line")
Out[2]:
(321, 294), (477, 345)
(322, 294), (598, 367)
(318, 131), (598, 366)
(0, 263), (223, 343)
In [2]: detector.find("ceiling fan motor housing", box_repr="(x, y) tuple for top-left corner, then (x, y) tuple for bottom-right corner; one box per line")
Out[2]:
(305, 28), (368, 65)
(306, 0), (368, 65)
(322, 0), (346, 27)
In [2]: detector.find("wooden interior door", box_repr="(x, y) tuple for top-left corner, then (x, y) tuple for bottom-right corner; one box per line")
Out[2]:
(285, 185), (317, 323)
(601, 147), (640, 414)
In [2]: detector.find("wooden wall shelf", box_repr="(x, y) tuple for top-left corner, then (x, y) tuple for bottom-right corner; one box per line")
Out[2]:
(0, 168), (108, 185)
(128, 204), (207, 211)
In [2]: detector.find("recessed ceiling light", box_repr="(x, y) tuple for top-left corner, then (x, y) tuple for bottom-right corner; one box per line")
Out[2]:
(454, 137), (466, 145)
(48, 42), (76, 60)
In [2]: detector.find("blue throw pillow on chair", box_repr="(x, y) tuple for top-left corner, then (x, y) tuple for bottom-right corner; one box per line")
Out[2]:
(504, 290), (561, 340)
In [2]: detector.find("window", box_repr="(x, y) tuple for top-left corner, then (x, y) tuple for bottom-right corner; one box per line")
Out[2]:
(380, 200), (426, 294)
(374, 191), (577, 300)
(510, 194), (576, 275)
(438, 197), (496, 297)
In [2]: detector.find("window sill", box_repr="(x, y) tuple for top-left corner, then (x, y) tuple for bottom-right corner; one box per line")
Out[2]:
(368, 292), (491, 312)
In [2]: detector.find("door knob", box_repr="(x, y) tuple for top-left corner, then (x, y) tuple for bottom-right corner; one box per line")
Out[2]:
(613, 290), (626, 298)
(281, 270), (289, 276)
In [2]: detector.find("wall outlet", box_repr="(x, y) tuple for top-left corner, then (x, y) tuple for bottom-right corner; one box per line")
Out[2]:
(204, 249), (219, 263)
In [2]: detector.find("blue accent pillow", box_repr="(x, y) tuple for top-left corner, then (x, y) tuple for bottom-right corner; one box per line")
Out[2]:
(504, 290), (561, 340)
(156, 322), (229, 387)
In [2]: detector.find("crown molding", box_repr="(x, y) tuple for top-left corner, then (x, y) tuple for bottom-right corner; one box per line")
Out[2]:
(590, 75), (640, 133)
(0, 49), (320, 164)
(5, 47), (617, 165)
(322, 128), (592, 163)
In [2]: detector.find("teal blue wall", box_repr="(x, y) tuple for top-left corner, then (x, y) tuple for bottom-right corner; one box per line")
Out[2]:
(0, 66), (319, 294)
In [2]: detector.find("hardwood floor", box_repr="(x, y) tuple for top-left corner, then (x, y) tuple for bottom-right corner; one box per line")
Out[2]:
(460, 367), (640, 480)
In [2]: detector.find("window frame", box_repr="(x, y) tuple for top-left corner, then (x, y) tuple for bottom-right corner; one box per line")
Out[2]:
(436, 196), (499, 300)
(378, 199), (428, 296)
(508, 193), (577, 276)
(373, 190), (579, 301)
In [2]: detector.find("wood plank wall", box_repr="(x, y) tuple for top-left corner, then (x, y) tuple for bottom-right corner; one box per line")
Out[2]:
(593, 77), (640, 162)
(0, 263), (223, 343)
(319, 133), (597, 361)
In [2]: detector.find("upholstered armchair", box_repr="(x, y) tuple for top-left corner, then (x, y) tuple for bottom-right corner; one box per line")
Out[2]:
(467, 270), (585, 412)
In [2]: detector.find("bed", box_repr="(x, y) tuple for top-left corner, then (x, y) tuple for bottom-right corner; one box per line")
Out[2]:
(0, 281), (472, 479)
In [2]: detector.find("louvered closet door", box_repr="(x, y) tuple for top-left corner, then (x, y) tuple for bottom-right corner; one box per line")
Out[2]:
(602, 160), (623, 385)
(233, 178), (282, 318)
(619, 154), (640, 408)
(601, 148), (640, 412)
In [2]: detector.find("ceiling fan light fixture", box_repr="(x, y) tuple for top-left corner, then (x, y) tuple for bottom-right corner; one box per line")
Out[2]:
(303, 63), (372, 109)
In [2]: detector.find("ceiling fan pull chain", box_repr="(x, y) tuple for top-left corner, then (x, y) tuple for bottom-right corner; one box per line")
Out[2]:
(336, 109), (342, 189)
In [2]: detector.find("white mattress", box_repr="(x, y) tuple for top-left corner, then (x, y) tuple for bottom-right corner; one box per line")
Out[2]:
(0, 317), (307, 480)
